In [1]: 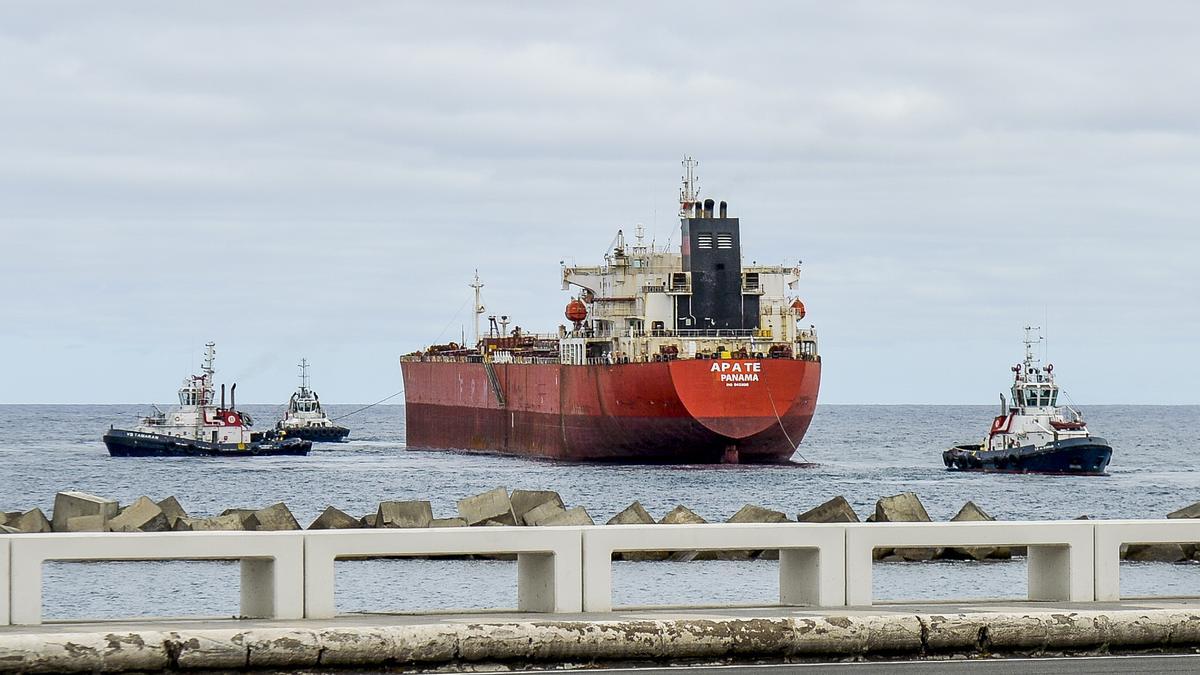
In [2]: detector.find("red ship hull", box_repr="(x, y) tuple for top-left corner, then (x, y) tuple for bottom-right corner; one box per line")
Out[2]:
(401, 358), (820, 463)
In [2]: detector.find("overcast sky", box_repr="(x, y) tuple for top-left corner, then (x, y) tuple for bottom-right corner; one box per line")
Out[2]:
(1, 2), (1197, 405)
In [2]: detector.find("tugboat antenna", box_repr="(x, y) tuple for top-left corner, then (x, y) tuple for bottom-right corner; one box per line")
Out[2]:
(298, 358), (309, 392)
(201, 341), (216, 376)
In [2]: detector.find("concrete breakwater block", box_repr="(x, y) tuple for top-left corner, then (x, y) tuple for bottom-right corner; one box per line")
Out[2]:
(308, 506), (361, 530)
(220, 508), (258, 528)
(607, 502), (667, 561)
(377, 501), (434, 528)
(523, 501), (568, 526)
(246, 503), (300, 531)
(1124, 543), (1189, 562)
(51, 491), (119, 532)
(798, 496), (861, 523)
(511, 490), (564, 525)
(719, 504), (790, 560)
(432, 517), (467, 527)
(659, 505), (711, 561)
(872, 492), (942, 561)
(175, 513), (245, 531)
(541, 506), (594, 526)
(156, 496), (187, 529)
(11, 508), (52, 533)
(458, 487), (516, 526)
(108, 496), (170, 533)
(946, 501), (1010, 560)
(1168, 500), (1200, 519)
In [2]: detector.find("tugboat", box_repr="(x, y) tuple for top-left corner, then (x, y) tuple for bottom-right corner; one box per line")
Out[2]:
(943, 327), (1112, 475)
(275, 358), (350, 442)
(103, 342), (311, 457)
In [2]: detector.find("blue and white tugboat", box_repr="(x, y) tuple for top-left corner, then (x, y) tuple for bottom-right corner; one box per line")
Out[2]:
(943, 327), (1112, 475)
(103, 342), (311, 457)
(275, 358), (350, 442)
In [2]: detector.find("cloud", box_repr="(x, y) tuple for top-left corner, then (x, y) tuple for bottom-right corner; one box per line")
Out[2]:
(0, 1), (1196, 403)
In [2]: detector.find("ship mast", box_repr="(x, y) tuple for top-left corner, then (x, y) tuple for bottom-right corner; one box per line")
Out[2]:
(679, 156), (699, 217)
(470, 270), (485, 347)
(298, 358), (310, 394)
(1023, 325), (1042, 373)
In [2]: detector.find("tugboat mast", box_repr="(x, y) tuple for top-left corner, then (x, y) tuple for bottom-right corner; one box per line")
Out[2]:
(298, 358), (310, 394)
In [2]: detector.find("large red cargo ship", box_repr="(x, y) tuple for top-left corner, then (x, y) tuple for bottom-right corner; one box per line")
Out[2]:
(401, 159), (820, 463)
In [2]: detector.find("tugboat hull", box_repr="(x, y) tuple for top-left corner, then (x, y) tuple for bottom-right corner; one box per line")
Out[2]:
(278, 425), (350, 442)
(104, 429), (311, 457)
(943, 436), (1112, 475)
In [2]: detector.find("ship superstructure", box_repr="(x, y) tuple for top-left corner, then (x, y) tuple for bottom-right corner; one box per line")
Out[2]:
(276, 358), (350, 442)
(944, 327), (1112, 474)
(401, 159), (822, 463)
(103, 342), (310, 457)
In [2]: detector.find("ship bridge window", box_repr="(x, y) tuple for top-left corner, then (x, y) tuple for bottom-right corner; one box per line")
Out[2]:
(697, 233), (713, 249)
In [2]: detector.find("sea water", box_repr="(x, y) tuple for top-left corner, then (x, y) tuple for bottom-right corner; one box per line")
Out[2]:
(2, 404), (1197, 619)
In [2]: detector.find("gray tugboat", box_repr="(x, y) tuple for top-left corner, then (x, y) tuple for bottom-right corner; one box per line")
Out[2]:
(943, 327), (1112, 475)
(275, 358), (350, 442)
(103, 342), (311, 457)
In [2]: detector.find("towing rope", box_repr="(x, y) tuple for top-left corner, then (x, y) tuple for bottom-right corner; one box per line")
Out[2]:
(767, 383), (810, 464)
(331, 388), (405, 421)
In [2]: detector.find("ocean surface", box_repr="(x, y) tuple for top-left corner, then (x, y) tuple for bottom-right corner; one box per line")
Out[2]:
(2, 403), (1199, 621)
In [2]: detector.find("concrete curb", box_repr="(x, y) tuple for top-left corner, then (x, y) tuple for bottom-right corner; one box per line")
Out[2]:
(3, 609), (1200, 672)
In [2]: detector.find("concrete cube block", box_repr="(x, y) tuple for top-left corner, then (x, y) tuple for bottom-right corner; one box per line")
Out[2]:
(523, 501), (568, 527)
(946, 501), (1007, 560)
(66, 514), (107, 532)
(431, 518), (467, 527)
(1125, 543), (1189, 562)
(659, 505), (710, 561)
(51, 491), (119, 532)
(0, 524), (18, 534)
(376, 501), (434, 528)
(719, 504), (788, 560)
(541, 506), (594, 526)
(874, 492), (932, 522)
(457, 487), (516, 526)
(798, 496), (861, 523)
(13, 508), (51, 533)
(308, 506), (361, 530)
(177, 513), (245, 531)
(360, 513), (378, 528)
(108, 496), (170, 533)
(220, 508), (258, 528)
(1168, 501), (1200, 519)
(245, 502), (300, 531)
(607, 501), (656, 525)
(511, 490), (564, 525)
(156, 496), (188, 528)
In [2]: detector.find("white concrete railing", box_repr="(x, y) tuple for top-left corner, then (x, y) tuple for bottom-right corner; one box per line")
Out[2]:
(6, 531), (304, 626)
(5, 520), (1200, 626)
(845, 521), (1095, 606)
(581, 523), (845, 611)
(304, 527), (582, 618)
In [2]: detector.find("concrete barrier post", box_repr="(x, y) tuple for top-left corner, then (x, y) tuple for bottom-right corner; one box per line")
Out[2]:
(8, 532), (304, 625)
(304, 528), (583, 619)
(582, 523), (845, 612)
(0, 537), (10, 626)
(1094, 520), (1200, 601)
(845, 521), (1094, 606)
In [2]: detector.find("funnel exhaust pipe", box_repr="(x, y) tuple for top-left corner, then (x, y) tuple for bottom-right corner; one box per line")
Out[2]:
(230, 383), (236, 410)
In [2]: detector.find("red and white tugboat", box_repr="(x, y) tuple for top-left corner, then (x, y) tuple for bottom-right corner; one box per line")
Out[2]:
(943, 327), (1112, 474)
(103, 342), (311, 457)
(275, 358), (350, 442)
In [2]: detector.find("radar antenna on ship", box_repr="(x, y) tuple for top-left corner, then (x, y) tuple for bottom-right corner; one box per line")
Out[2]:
(679, 156), (699, 217)
(201, 341), (216, 376)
